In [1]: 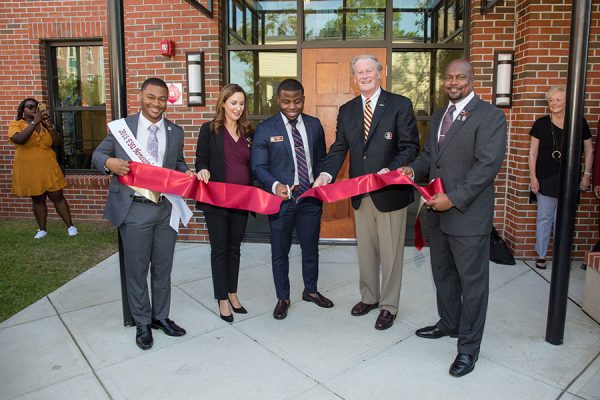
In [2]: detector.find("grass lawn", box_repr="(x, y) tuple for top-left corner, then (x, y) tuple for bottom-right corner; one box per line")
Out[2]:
(0, 219), (118, 322)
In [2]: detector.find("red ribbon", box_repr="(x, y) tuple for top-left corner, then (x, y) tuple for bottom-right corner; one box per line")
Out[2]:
(119, 162), (444, 250)
(300, 171), (445, 250)
(118, 162), (283, 215)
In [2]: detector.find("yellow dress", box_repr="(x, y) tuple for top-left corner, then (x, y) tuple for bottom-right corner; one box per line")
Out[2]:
(8, 119), (66, 196)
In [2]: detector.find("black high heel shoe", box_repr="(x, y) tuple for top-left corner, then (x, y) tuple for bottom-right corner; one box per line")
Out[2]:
(229, 299), (248, 314)
(218, 300), (233, 322)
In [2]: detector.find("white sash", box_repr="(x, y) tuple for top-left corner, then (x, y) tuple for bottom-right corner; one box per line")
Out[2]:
(108, 118), (193, 232)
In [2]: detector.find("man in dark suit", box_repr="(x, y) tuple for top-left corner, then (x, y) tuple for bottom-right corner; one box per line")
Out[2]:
(314, 55), (420, 331)
(92, 78), (195, 350)
(400, 60), (507, 377)
(252, 78), (334, 320)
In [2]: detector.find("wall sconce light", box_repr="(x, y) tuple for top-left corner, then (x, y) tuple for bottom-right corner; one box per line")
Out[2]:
(492, 51), (514, 108)
(186, 51), (205, 107)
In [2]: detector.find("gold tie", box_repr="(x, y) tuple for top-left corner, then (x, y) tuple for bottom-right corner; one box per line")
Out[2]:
(364, 98), (372, 142)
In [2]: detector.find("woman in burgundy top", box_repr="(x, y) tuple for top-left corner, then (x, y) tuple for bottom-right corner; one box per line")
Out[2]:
(195, 84), (253, 322)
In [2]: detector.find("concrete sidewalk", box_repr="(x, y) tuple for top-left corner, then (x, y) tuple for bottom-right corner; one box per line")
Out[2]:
(1, 243), (599, 400)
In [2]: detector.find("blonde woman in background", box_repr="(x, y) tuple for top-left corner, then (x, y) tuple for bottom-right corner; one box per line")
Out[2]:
(528, 86), (593, 269)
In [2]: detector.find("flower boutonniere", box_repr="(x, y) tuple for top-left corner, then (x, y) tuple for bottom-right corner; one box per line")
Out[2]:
(246, 135), (253, 148)
(457, 109), (469, 122)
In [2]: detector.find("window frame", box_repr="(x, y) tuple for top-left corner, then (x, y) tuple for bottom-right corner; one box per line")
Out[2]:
(46, 39), (106, 174)
(223, 0), (469, 119)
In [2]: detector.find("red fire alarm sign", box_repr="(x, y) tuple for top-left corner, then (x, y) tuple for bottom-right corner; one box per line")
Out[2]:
(159, 39), (175, 57)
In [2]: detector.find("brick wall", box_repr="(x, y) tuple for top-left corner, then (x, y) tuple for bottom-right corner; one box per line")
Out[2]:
(0, 0), (110, 220)
(0, 0), (220, 241)
(1, 0), (599, 258)
(120, 0), (222, 241)
(470, 0), (600, 259)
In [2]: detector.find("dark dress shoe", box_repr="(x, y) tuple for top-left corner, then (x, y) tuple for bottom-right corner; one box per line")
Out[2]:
(449, 353), (478, 377)
(136, 325), (153, 350)
(351, 301), (379, 316)
(220, 313), (234, 323)
(217, 301), (234, 323)
(375, 310), (396, 330)
(415, 325), (458, 339)
(302, 290), (334, 308)
(151, 318), (186, 336)
(273, 299), (290, 320)
(229, 299), (248, 314)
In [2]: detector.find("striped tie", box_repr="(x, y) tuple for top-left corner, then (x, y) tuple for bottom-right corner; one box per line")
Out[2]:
(147, 124), (159, 161)
(364, 98), (372, 142)
(288, 119), (310, 195)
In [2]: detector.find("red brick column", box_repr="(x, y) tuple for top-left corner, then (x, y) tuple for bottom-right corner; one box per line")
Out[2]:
(470, 0), (600, 259)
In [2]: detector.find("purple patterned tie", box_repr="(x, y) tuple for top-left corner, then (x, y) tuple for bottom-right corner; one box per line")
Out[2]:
(288, 119), (310, 194)
(147, 124), (159, 161)
(438, 104), (456, 144)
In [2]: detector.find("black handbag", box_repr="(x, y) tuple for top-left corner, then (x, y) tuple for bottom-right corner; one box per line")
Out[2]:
(490, 226), (516, 265)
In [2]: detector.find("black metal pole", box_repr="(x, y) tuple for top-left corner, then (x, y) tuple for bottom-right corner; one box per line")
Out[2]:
(545, 0), (592, 345)
(107, 0), (134, 327)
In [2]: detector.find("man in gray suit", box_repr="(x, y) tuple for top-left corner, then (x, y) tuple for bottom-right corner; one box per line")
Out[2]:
(399, 60), (506, 377)
(92, 78), (195, 350)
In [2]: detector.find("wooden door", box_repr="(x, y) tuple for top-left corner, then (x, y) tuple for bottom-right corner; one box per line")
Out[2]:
(302, 48), (387, 239)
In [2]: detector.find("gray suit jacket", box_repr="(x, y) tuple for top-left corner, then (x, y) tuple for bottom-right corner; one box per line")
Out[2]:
(410, 95), (506, 236)
(91, 113), (189, 227)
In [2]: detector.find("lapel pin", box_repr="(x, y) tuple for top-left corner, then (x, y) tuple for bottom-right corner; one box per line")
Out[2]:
(384, 132), (393, 140)
(457, 110), (470, 122)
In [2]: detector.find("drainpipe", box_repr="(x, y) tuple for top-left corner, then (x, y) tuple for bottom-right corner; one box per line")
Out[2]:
(546, 0), (592, 345)
(107, 0), (134, 327)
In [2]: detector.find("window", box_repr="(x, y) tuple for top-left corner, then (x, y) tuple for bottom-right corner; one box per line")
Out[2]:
(304, 0), (386, 41)
(229, 51), (297, 115)
(47, 42), (106, 171)
(225, 0), (466, 239)
(392, 0), (430, 43)
(228, 0), (297, 45)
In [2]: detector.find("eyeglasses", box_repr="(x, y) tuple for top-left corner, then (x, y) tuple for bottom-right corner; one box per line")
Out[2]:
(24, 104), (37, 110)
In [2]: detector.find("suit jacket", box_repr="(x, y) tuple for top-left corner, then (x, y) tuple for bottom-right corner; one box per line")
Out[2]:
(251, 113), (327, 213)
(410, 95), (507, 236)
(194, 121), (252, 214)
(322, 89), (420, 211)
(91, 112), (189, 227)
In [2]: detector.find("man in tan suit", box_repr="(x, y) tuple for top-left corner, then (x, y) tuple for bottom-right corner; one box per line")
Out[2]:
(314, 55), (419, 330)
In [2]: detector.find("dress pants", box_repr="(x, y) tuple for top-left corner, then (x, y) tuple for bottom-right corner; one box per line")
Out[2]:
(119, 199), (177, 326)
(428, 225), (489, 356)
(354, 196), (407, 315)
(535, 193), (558, 258)
(268, 197), (322, 300)
(204, 208), (249, 300)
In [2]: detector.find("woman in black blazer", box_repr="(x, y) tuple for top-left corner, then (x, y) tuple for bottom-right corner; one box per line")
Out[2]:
(195, 84), (253, 322)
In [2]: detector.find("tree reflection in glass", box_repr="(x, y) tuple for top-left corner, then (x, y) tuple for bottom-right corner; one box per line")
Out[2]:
(392, 0), (429, 42)
(304, 0), (385, 41)
(228, 0), (297, 45)
(229, 51), (297, 115)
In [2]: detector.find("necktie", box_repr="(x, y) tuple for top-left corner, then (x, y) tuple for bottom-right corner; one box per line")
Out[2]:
(364, 98), (372, 142)
(288, 119), (310, 194)
(147, 124), (159, 161)
(438, 104), (456, 144)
